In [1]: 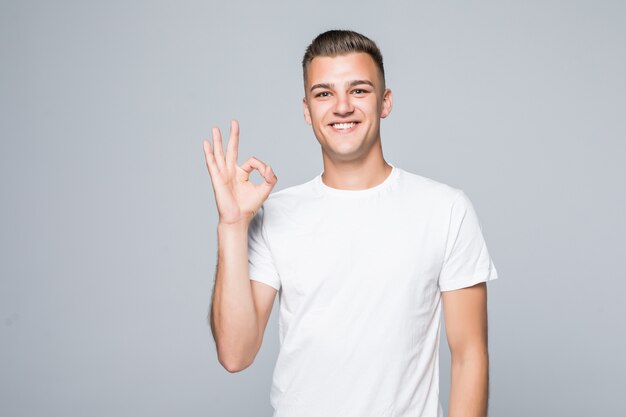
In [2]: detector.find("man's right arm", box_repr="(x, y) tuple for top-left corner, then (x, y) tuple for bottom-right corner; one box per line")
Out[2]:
(202, 120), (278, 373)
(210, 220), (277, 373)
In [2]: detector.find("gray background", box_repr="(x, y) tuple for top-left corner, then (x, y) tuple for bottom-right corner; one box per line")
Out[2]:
(1, 0), (625, 416)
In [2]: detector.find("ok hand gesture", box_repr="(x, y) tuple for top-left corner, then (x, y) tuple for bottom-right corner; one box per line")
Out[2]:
(203, 120), (277, 225)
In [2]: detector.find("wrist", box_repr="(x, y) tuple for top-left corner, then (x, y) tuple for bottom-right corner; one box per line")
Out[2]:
(218, 219), (250, 229)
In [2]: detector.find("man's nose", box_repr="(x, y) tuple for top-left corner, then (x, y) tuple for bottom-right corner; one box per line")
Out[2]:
(333, 92), (354, 116)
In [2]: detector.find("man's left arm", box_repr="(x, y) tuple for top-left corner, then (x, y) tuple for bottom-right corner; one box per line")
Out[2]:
(442, 282), (489, 417)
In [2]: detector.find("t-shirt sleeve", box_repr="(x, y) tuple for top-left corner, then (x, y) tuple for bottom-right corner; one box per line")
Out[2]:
(247, 205), (281, 291)
(438, 190), (499, 292)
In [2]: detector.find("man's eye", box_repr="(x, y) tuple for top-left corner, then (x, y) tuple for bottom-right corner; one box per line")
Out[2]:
(352, 89), (367, 95)
(316, 91), (331, 98)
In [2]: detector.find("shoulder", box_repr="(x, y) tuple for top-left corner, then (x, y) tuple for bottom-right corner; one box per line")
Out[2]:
(264, 176), (320, 207)
(394, 166), (464, 209)
(256, 176), (321, 227)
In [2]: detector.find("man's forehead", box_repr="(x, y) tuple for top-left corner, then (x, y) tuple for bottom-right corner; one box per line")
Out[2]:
(305, 52), (382, 85)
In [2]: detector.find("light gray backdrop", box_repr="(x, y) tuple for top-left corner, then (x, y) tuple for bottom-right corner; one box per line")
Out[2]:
(1, 0), (625, 416)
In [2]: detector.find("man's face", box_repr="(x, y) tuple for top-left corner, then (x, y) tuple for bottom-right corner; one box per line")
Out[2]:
(303, 52), (392, 163)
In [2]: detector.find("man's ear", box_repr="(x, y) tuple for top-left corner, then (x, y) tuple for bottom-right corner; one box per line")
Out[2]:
(380, 88), (393, 119)
(303, 97), (312, 125)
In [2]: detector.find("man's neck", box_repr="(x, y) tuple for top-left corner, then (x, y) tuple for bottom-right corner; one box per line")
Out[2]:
(320, 152), (392, 191)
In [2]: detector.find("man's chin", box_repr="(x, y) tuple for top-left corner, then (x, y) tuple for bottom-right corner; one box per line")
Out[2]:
(320, 145), (368, 163)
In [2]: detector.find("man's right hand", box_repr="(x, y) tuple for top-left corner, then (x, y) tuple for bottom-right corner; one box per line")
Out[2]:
(203, 120), (278, 225)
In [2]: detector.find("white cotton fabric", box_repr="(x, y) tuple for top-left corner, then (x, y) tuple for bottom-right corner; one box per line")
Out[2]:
(247, 164), (498, 417)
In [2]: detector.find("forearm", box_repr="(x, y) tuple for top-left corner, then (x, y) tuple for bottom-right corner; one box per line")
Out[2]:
(448, 351), (489, 417)
(210, 220), (259, 372)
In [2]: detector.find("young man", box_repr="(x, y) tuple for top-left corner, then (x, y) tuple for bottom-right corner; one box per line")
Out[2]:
(204, 30), (498, 417)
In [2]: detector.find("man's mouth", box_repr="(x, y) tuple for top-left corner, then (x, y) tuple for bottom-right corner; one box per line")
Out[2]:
(330, 122), (359, 131)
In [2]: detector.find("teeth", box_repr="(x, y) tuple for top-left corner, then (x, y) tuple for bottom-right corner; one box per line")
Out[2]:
(332, 122), (356, 129)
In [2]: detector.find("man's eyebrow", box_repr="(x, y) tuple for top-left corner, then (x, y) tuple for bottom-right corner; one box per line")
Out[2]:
(310, 83), (333, 92)
(310, 80), (375, 92)
(348, 80), (375, 88)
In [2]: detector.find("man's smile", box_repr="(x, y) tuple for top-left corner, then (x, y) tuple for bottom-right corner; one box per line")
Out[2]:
(329, 121), (360, 132)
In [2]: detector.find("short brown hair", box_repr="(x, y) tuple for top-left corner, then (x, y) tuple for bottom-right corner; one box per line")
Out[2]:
(302, 30), (385, 87)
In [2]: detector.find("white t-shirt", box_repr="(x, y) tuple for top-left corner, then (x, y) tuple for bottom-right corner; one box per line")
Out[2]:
(247, 164), (498, 417)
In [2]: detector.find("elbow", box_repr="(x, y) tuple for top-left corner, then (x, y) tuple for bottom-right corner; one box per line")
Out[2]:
(220, 358), (253, 373)
(217, 350), (255, 373)
(211, 323), (262, 373)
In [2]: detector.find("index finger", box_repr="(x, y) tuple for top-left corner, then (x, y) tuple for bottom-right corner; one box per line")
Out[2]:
(225, 119), (239, 166)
